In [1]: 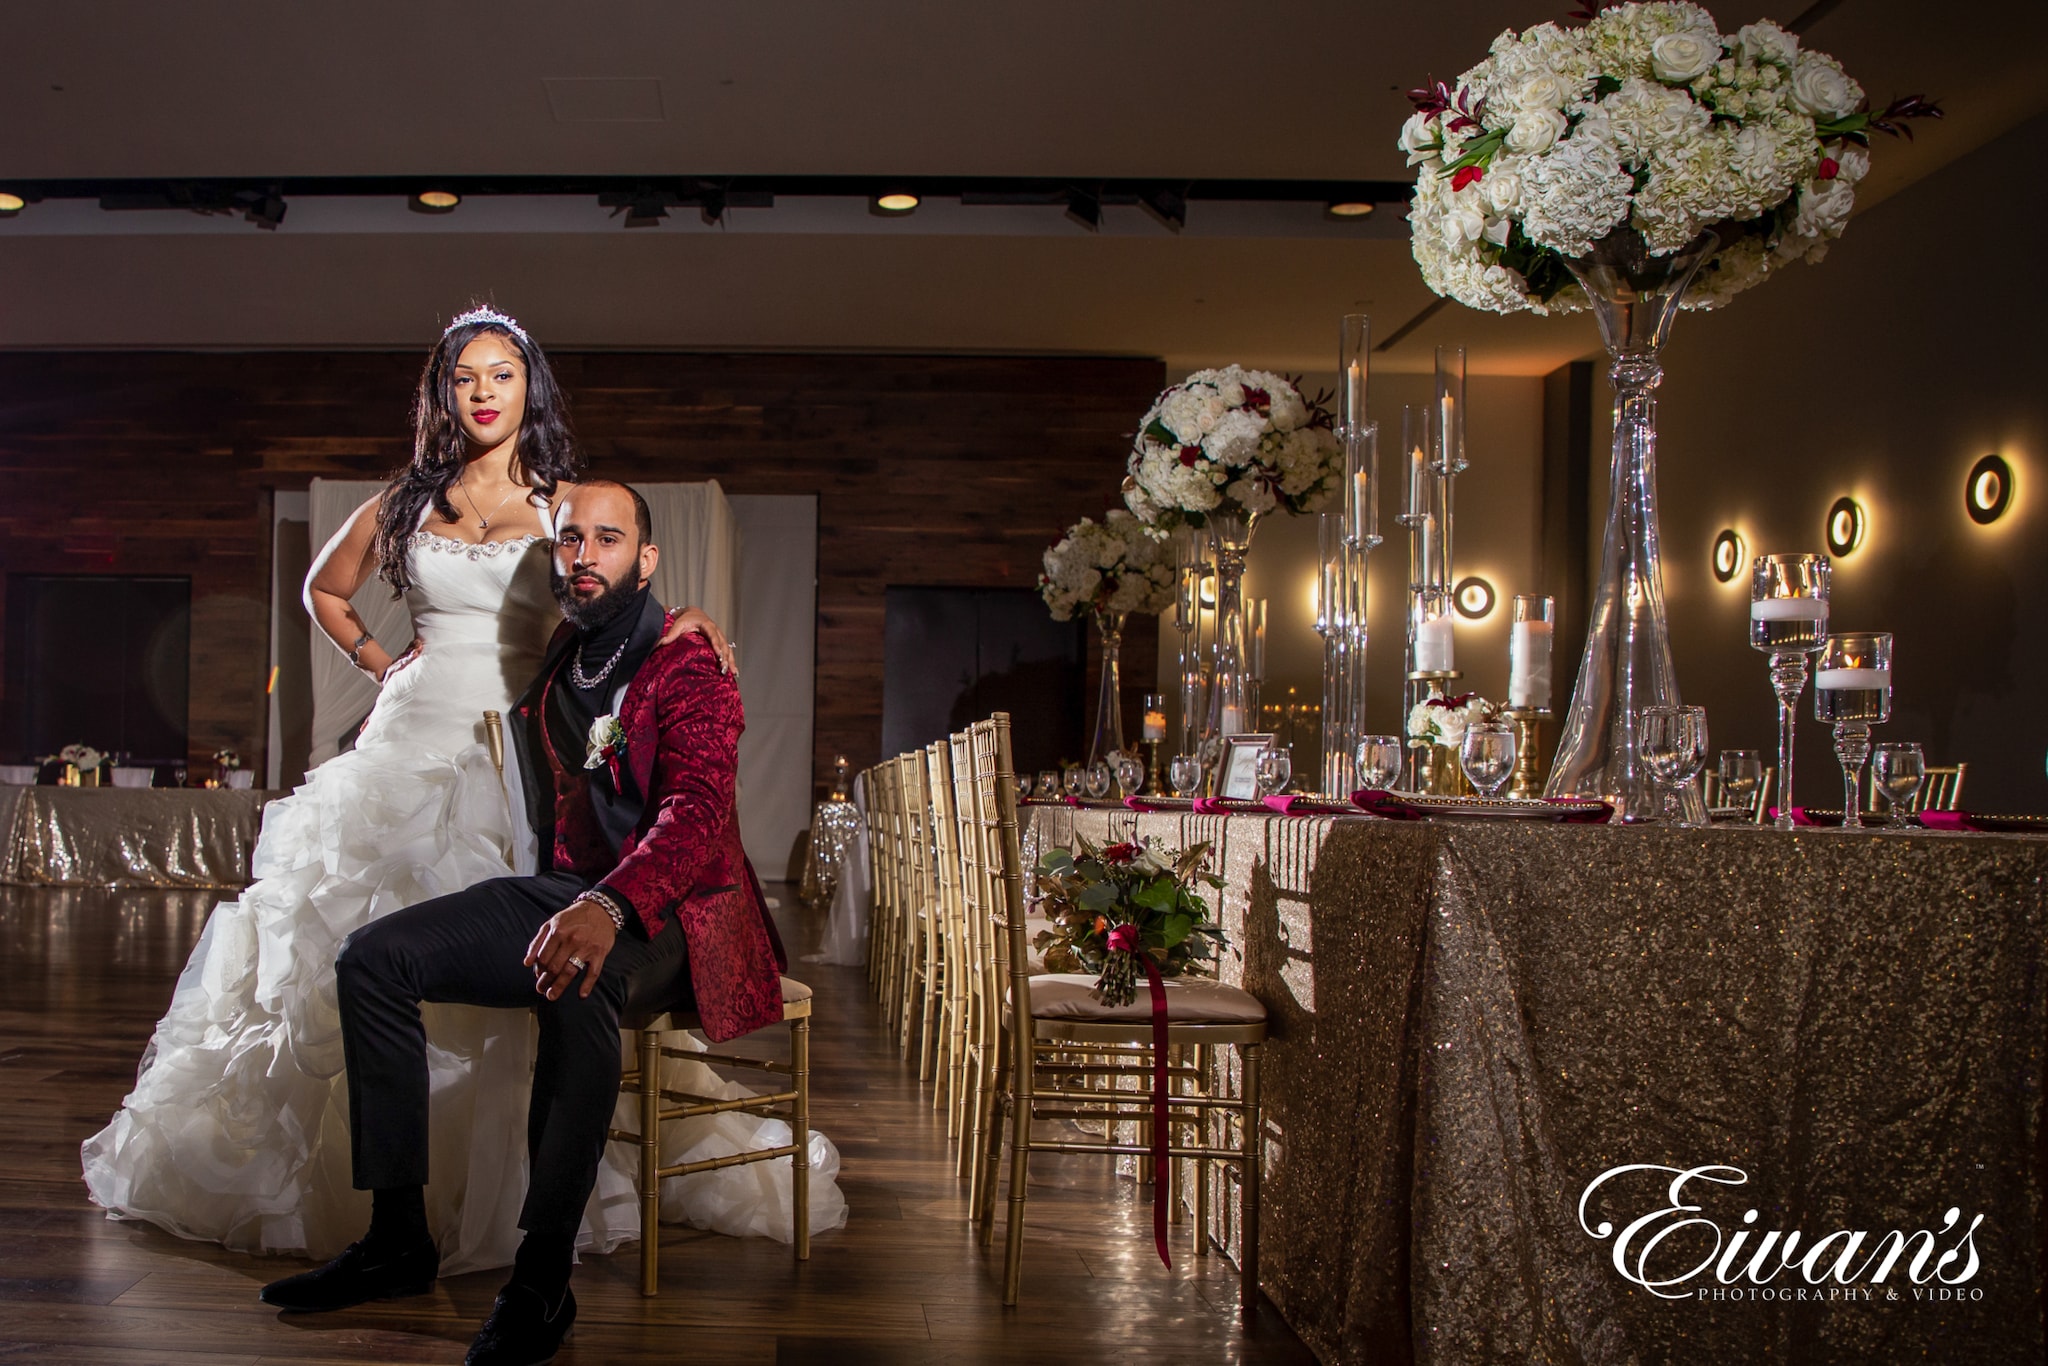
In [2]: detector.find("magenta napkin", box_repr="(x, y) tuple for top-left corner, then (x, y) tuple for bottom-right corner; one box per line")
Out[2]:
(1350, 789), (1429, 821)
(1917, 810), (1979, 832)
(1543, 796), (1616, 824)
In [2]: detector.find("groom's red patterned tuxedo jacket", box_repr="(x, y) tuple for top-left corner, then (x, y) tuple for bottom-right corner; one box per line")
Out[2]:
(510, 596), (786, 1041)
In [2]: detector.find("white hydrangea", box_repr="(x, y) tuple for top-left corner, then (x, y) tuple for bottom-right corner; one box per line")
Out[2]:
(1407, 694), (1498, 747)
(1400, 1), (1904, 316)
(1124, 366), (1341, 527)
(1038, 510), (1175, 622)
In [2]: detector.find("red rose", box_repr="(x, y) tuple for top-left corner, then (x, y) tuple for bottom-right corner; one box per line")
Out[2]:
(1816, 157), (1839, 180)
(1178, 445), (1202, 467)
(1450, 165), (1484, 192)
(1101, 842), (1140, 864)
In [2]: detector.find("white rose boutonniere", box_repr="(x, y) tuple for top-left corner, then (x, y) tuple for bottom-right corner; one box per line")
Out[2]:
(586, 715), (627, 781)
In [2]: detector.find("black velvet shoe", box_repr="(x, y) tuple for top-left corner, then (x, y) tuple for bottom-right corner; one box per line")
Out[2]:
(259, 1237), (439, 1312)
(465, 1284), (577, 1366)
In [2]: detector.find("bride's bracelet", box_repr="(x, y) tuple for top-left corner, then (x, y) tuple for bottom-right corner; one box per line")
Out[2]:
(576, 887), (628, 933)
(346, 632), (375, 670)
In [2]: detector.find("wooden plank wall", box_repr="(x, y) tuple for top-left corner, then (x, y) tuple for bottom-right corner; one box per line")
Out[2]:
(0, 351), (1163, 792)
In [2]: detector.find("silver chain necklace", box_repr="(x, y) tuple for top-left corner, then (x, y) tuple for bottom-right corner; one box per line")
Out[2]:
(570, 635), (631, 690)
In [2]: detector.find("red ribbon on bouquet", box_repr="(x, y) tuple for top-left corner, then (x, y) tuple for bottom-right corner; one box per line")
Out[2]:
(1106, 922), (1172, 1269)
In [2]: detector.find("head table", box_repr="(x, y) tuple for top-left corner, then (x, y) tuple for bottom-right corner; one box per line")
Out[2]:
(0, 785), (275, 888)
(1023, 803), (2047, 1366)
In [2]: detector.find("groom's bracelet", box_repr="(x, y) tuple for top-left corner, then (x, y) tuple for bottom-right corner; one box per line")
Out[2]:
(576, 887), (628, 933)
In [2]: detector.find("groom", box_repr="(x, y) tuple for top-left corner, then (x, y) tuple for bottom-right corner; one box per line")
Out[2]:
(261, 480), (786, 1366)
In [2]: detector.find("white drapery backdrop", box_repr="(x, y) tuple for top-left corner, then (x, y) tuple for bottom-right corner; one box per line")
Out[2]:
(307, 479), (738, 766)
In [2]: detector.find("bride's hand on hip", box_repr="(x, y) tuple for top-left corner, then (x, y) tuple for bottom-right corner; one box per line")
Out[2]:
(660, 607), (737, 676)
(378, 637), (424, 684)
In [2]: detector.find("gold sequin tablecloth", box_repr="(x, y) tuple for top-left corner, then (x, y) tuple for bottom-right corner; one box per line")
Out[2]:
(1027, 806), (2048, 1366)
(0, 786), (273, 887)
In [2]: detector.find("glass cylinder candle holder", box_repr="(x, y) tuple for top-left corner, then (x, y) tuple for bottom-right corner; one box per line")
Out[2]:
(1411, 589), (1455, 675)
(1750, 553), (1830, 829)
(1509, 594), (1555, 710)
(1814, 631), (1892, 830)
(1346, 419), (1381, 552)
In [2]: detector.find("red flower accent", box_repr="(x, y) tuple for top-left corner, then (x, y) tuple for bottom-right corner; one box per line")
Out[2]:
(1427, 691), (1477, 710)
(1178, 445), (1202, 467)
(1450, 165), (1485, 192)
(1242, 386), (1271, 413)
(1101, 842), (1140, 865)
(1816, 157), (1840, 180)
(1106, 922), (1143, 954)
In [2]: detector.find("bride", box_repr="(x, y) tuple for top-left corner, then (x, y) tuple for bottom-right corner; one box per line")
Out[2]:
(82, 306), (844, 1274)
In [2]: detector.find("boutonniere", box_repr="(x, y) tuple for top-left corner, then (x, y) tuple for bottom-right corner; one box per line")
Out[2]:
(585, 715), (627, 786)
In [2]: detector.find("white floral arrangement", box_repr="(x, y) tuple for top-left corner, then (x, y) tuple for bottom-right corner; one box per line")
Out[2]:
(1398, 1), (1939, 314)
(1121, 366), (1343, 526)
(1038, 510), (1175, 622)
(44, 743), (104, 770)
(1408, 692), (1499, 749)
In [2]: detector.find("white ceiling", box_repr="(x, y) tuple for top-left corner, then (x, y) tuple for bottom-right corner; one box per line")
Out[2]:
(0, 0), (2039, 373)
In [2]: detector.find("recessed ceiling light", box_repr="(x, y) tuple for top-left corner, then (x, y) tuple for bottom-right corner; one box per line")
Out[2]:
(410, 189), (461, 214)
(871, 191), (919, 215)
(1326, 200), (1375, 219)
(0, 192), (24, 215)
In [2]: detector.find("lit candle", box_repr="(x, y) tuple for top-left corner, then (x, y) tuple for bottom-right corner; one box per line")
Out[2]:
(1143, 709), (1167, 741)
(1407, 444), (1429, 518)
(1415, 615), (1454, 673)
(1221, 704), (1246, 735)
(1350, 469), (1371, 544)
(1510, 620), (1553, 708)
(1815, 667), (1891, 690)
(1439, 394), (1454, 470)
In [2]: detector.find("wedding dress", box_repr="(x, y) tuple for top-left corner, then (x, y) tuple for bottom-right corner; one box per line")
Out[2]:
(81, 523), (845, 1274)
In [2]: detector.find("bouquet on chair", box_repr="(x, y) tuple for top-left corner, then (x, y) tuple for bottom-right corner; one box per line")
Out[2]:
(1032, 836), (1226, 1008)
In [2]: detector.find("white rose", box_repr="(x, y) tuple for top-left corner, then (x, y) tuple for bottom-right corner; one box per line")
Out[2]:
(1483, 163), (1522, 213)
(1735, 21), (1798, 69)
(1506, 107), (1567, 154)
(1790, 54), (1859, 120)
(1399, 111), (1441, 165)
(1516, 70), (1572, 111)
(1651, 31), (1718, 84)
(1441, 202), (1487, 247)
(1831, 141), (1870, 183)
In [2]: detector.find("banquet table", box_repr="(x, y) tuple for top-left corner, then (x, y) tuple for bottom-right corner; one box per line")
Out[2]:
(0, 785), (275, 888)
(1024, 804), (2048, 1366)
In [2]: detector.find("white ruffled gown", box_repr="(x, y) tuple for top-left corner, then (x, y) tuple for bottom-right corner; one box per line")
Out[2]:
(81, 527), (845, 1274)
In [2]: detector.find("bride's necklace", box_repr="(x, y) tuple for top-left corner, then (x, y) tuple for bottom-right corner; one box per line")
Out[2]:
(456, 478), (518, 533)
(571, 635), (631, 690)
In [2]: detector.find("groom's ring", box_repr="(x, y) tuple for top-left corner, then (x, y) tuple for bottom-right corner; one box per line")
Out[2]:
(566, 956), (587, 971)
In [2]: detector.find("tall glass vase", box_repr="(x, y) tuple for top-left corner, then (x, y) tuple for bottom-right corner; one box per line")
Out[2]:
(1544, 229), (1718, 823)
(1200, 511), (1261, 766)
(1087, 609), (1128, 767)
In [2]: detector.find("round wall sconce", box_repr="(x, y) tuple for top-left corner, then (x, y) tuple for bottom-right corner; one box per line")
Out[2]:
(1824, 497), (1866, 557)
(1966, 453), (2013, 525)
(1453, 575), (1496, 620)
(1711, 528), (1745, 583)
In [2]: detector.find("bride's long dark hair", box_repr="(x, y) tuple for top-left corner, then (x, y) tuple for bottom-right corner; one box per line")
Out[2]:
(372, 310), (582, 593)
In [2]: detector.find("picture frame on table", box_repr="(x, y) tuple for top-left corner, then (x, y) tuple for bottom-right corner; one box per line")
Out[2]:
(1217, 733), (1275, 800)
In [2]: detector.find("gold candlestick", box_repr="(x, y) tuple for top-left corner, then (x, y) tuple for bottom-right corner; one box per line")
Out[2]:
(1503, 707), (1552, 799)
(1144, 739), (1166, 795)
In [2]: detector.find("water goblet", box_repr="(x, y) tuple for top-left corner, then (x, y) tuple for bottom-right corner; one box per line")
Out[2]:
(1036, 769), (1060, 800)
(1355, 734), (1403, 791)
(1255, 745), (1292, 797)
(1751, 554), (1829, 828)
(1061, 764), (1085, 799)
(1814, 634), (1892, 830)
(1638, 706), (1709, 825)
(1012, 773), (1032, 802)
(1716, 749), (1762, 816)
(1084, 759), (1113, 800)
(1459, 721), (1517, 799)
(1168, 753), (1202, 798)
(1113, 752), (1146, 799)
(1871, 742), (1925, 826)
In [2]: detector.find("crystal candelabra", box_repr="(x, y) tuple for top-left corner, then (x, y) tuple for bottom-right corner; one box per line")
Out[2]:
(1504, 594), (1555, 798)
(1750, 553), (1830, 829)
(1316, 314), (1380, 795)
(1815, 632), (1892, 831)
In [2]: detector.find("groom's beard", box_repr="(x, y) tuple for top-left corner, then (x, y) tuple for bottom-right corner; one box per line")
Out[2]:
(552, 565), (643, 632)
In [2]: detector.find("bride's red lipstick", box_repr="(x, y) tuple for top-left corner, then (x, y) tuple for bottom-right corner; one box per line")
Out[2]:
(472, 408), (500, 425)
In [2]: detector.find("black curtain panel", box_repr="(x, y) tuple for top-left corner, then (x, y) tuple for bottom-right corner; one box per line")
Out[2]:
(4, 574), (191, 763)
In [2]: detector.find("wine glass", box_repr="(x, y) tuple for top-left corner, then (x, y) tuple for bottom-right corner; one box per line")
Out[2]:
(1061, 764), (1085, 799)
(1638, 706), (1709, 825)
(1012, 773), (1032, 801)
(1036, 769), (1060, 800)
(1355, 734), (1403, 791)
(1255, 745), (1292, 797)
(1113, 753), (1146, 799)
(1168, 753), (1202, 798)
(1084, 759), (1113, 800)
(1871, 742), (1925, 826)
(1751, 554), (1829, 828)
(1716, 750), (1762, 815)
(1458, 721), (1517, 799)
(1814, 633), (1892, 831)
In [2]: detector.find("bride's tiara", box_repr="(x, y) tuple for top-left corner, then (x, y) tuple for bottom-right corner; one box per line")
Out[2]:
(443, 305), (531, 346)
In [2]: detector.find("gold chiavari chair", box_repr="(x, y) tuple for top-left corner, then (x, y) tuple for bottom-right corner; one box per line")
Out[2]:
(951, 730), (1000, 1203)
(966, 712), (1269, 1318)
(925, 741), (970, 1127)
(878, 758), (914, 1032)
(1702, 765), (1774, 824)
(610, 974), (814, 1295)
(895, 752), (939, 1066)
(863, 761), (897, 1003)
(1863, 760), (1966, 817)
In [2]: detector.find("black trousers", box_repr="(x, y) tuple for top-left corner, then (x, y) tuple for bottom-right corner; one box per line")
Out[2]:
(335, 872), (689, 1237)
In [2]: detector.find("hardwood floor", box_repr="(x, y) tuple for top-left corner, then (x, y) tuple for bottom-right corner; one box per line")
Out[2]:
(0, 885), (1316, 1364)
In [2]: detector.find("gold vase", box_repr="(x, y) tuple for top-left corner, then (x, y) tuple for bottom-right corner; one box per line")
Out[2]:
(1413, 743), (1473, 798)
